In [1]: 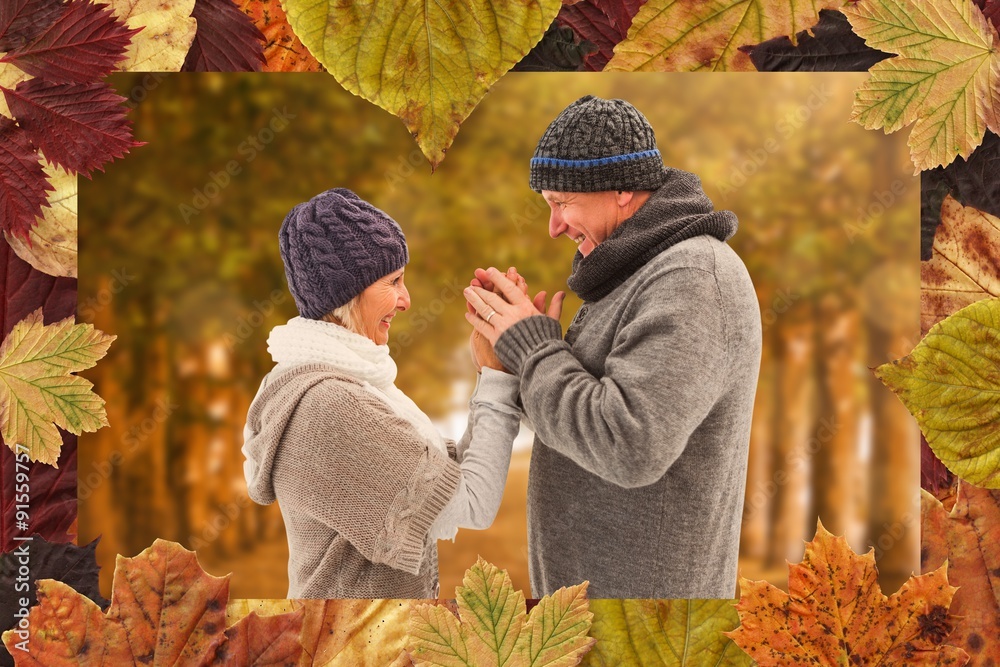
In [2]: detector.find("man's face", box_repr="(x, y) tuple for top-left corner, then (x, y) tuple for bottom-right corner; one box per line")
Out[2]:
(541, 190), (621, 257)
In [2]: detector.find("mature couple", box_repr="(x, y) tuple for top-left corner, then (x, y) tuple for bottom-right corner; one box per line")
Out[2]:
(242, 96), (762, 600)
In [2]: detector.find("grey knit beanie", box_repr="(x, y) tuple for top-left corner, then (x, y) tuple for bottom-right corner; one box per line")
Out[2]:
(278, 188), (408, 320)
(529, 95), (666, 193)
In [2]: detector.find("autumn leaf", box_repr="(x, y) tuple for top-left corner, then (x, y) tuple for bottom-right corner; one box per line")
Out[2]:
(0, 116), (52, 240)
(921, 482), (1000, 662)
(922, 130), (1000, 245)
(605, 0), (832, 72)
(875, 297), (1000, 488)
(0, 432), (77, 552)
(182, 0), (266, 72)
(407, 557), (594, 666)
(3, 159), (77, 278)
(842, 0), (1000, 173)
(512, 24), (597, 72)
(0, 0), (67, 53)
(0, 233), (76, 339)
(3, 78), (141, 177)
(582, 599), (750, 666)
(0, 0), (140, 83)
(0, 308), (115, 466)
(0, 537), (109, 665)
(743, 10), (892, 72)
(727, 521), (968, 664)
(236, 0), (324, 72)
(281, 0), (561, 167)
(109, 0), (198, 71)
(555, 0), (646, 71)
(0, 539), (305, 664)
(921, 195), (1000, 336)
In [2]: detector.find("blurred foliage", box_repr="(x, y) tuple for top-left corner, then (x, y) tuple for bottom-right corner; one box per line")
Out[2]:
(78, 72), (918, 598)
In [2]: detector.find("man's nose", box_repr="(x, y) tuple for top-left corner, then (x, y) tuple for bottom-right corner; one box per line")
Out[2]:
(549, 212), (566, 239)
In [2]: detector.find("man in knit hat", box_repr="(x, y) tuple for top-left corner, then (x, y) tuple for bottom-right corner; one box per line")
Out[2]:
(464, 95), (762, 598)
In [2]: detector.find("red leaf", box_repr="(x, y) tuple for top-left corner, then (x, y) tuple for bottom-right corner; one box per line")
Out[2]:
(557, 0), (647, 71)
(0, 233), (76, 337)
(1, 433), (77, 552)
(182, 0), (265, 72)
(210, 609), (306, 665)
(1, 0), (140, 84)
(0, 0), (66, 53)
(0, 116), (52, 240)
(2, 78), (142, 176)
(983, 0), (1000, 31)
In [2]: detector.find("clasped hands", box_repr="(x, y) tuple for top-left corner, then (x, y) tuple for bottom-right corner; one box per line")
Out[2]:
(464, 267), (565, 373)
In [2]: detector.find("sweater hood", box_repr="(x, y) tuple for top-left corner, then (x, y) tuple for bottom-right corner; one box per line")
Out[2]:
(241, 363), (359, 505)
(567, 166), (738, 302)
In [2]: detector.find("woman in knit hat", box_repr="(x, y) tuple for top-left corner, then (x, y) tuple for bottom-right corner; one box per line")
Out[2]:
(241, 188), (521, 599)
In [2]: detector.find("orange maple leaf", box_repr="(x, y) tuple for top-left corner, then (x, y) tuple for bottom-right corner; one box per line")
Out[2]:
(726, 520), (969, 665)
(1, 539), (304, 665)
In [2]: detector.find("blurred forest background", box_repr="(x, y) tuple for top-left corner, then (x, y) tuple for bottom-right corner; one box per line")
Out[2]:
(78, 72), (919, 599)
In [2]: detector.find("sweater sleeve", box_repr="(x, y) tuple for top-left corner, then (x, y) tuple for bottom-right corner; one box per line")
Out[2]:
(272, 379), (462, 576)
(427, 367), (521, 540)
(493, 267), (728, 489)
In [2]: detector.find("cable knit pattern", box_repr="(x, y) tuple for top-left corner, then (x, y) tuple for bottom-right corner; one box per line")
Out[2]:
(279, 188), (408, 319)
(529, 95), (667, 193)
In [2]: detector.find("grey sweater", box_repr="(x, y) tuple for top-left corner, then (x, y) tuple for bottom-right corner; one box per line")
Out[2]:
(496, 172), (761, 598)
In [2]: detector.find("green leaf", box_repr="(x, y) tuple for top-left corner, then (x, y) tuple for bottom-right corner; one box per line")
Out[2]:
(280, 0), (561, 168)
(408, 557), (595, 667)
(458, 557), (525, 666)
(0, 308), (115, 466)
(605, 0), (831, 72)
(582, 599), (751, 666)
(842, 0), (1000, 172)
(874, 296), (1000, 488)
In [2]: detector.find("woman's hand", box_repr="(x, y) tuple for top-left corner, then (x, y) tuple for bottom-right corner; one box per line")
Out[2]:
(464, 267), (565, 346)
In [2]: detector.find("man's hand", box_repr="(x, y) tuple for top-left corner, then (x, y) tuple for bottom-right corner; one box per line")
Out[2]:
(464, 267), (565, 345)
(470, 329), (506, 372)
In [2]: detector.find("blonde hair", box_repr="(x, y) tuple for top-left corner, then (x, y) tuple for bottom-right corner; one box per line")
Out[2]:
(322, 295), (362, 334)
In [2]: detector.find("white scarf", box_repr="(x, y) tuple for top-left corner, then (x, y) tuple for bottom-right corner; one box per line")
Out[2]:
(267, 317), (448, 454)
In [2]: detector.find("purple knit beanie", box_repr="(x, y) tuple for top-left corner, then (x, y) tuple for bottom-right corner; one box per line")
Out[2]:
(278, 188), (408, 320)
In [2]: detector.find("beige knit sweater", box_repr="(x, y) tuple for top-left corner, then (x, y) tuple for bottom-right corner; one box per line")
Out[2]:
(243, 361), (466, 598)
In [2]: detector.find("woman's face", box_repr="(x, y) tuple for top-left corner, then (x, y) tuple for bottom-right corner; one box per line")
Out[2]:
(356, 267), (410, 345)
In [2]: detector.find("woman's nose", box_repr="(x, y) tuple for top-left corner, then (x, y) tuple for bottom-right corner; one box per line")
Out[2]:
(397, 285), (411, 311)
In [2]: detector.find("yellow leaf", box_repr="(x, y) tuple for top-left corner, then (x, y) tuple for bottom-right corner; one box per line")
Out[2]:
(280, 0), (561, 168)
(408, 557), (595, 667)
(875, 297), (1000, 488)
(0, 63), (29, 119)
(921, 195), (1000, 336)
(605, 0), (831, 72)
(226, 598), (302, 626)
(3, 160), (77, 279)
(843, 0), (1000, 172)
(582, 599), (750, 666)
(109, 0), (198, 71)
(0, 309), (116, 466)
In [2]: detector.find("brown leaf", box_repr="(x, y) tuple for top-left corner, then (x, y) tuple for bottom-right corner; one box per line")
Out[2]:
(921, 195), (1000, 336)
(236, 0), (324, 72)
(727, 520), (968, 665)
(922, 482), (1000, 662)
(0, 540), (305, 664)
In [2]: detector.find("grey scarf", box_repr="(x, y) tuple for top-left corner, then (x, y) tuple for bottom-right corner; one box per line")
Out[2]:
(567, 167), (738, 302)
